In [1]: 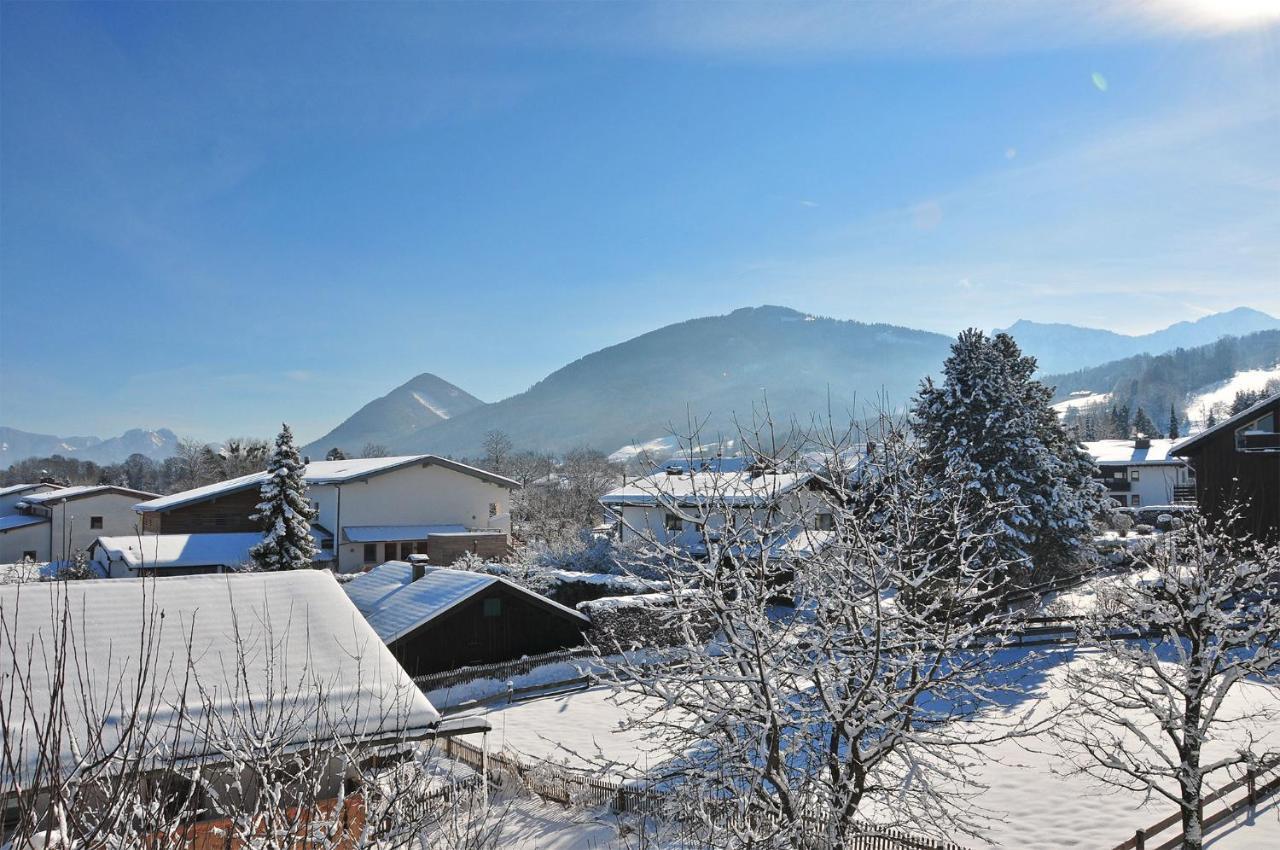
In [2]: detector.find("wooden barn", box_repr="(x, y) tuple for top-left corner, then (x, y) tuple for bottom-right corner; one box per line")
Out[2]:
(1172, 391), (1280, 542)
(343, 559), (591, 677)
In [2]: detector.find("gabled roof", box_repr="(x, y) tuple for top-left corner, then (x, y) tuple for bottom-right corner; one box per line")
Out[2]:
(19, 484), (159, 506)
(0, 514), (49, 533)
(1, 571), (441, 789)
(600, 469), (815, 508)
(91, 527), (333, 570)
(1084, 439), (1183, 465)
(136, 455), (519, 514)
(0, 483), (57, 499)
(1171, 391), (1280, 456)
(344, 562), (588, 645)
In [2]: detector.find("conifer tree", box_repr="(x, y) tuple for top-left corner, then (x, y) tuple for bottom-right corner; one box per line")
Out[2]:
(249, 424), (319, 571)
(1132, 407), (1159, 438)
(913, 330), (1107, 577)
(1168, 404), (1180, 440)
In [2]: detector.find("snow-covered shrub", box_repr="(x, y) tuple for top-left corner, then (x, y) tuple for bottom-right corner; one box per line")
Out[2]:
(52, 550), (95, 581)
(1111, 512), (1134, 537)
(581, 592), (709, 650)
(1133, 523), (1154, 536)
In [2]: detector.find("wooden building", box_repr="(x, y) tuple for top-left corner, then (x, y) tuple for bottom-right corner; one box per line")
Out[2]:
(1171, 392), (1280, 541)
(344, 561), (590, 676)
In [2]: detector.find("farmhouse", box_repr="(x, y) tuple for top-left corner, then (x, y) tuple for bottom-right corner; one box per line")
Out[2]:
(344, 560), (591, 676)
(0, 484), (158, 565)
(0, 570), (483, 820)
(1083, 437), (1195, 508)
(599, 460), (828, 547)
(133, 454), (519, 572)
(1172, 391), (1280, 541)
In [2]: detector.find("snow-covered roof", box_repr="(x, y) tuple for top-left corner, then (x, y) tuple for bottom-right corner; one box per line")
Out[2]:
(342, 524), (468, 543)
(599, 470), (815, 508)
(92, 528), (332, 570)
(0, 513), (49, 533)
(345, 562), (588, 645)
(136, 455), (518, 513)
(0, 483), (56, 498)
(1, 571), (441, 789)
(1083, 439), (1184, 465)
(1172, 391), (1280, 455)
(19, 484), (159, 506)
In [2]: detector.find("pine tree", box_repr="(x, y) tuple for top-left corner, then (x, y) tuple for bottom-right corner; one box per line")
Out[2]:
(1111, 404), (1132, 439)
(913, 330), (1107, 578)
(1168, 404), (1180, 440)
(249, 424), (319, 571)
(1132, 407), (1159, 438)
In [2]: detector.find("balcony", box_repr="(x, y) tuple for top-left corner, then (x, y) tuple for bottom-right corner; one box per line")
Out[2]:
(1096, 478), (1131, 492)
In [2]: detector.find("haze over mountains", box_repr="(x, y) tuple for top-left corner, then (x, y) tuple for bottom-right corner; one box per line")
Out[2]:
(6, 306), (1278, 465)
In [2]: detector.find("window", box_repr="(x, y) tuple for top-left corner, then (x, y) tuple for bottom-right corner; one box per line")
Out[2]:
(1132, 495), (1141, 507)
(814, 512), (835, 531)
(416, 539), (430, 554)
(489, 502), (499, 517)
(1130, 469), (1140, 481)
(483, 598), (502, 617)
(363, 543), (377, 563)
(664, 512), (682, 532)
(22, 551), (37, 562)
(399, 541), (414, 560)
(384, 542), (398, 562)
(90, 516), (103, 529)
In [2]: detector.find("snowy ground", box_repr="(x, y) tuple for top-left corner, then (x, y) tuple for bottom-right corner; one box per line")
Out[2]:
(1186, 365), (1280, 429)
(1051, 391), (1113, 415)
(478, 650), (1280, 848)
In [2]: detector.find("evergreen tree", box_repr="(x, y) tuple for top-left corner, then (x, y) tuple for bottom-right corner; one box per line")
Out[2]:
(913, 330), (1107, 578)
(249, 424), (319, 571)
(325, 447), (347, 461)
(1168, 404), (1180, 440)
(1132, 407), (1159, 438)
(1110, 404), (1132, 439)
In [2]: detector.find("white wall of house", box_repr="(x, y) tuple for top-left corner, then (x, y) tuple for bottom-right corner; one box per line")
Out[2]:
(617, 490), (820, 546)
(326, 462), (513, 572)
(0, 522), (50, 563)
(41, 492), (149, 560)
(0, 485), (56, 515)
(1098, 462), (1193, 508)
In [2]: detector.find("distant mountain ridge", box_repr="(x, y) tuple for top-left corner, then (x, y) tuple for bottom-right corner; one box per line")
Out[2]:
(301, 372), (485, 456)
(997, 307), (1280, 374)
(0, 426), (179, 465)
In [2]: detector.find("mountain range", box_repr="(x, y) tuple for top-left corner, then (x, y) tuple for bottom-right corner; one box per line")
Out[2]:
(0, 426), (179, 466)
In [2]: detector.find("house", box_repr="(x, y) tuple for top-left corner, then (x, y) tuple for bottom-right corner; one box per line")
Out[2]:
(1172, 392), (1280, 541)
(598, 460), (829, 548)
(1083, 438), (1196, 508)
(133, 455), (519, 573)
(0, 484), (159, 565)
(0, 482), (58, 514)
(344, 560), (591, 676)
(89, 528), (333, 578)
(0, 570), (480, 820)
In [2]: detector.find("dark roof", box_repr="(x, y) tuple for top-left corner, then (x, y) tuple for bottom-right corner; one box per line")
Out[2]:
(1171, 392), (1280, 456)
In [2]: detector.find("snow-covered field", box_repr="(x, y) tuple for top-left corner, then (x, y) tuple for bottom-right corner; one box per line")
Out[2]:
(1051, 391), (1113, 414)
(1186, 366), (1280, 428)
(479, 651), (1280, 848)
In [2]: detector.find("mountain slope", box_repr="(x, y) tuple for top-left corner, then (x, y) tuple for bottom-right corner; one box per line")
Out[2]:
(998, 307), (1280, 374)
(302, 372), (485, 456)
(0, 426), (179, 465)
(389, 306), (954, 457)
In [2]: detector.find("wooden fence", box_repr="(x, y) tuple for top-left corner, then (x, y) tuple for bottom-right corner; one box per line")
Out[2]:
(1110, 764), (1280, 850)
(438, 736), (968, 850)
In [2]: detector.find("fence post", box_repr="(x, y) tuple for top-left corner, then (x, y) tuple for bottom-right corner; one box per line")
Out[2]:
(1135, 828), (1145, 850)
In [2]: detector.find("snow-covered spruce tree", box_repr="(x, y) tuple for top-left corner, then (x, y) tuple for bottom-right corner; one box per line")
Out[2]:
(1168, 403), (1180, 440)
(597, 411), (1038, 848)
(1132, 406), (1159, 438)
(249, 423), (319, 571)
(1054, 509), (1280, 850)
(912, 330), (1107, 580)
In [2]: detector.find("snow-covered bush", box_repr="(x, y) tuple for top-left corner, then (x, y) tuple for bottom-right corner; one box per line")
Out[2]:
(1133, 523), (1154, 536)
(1111, 512), (1134, 537)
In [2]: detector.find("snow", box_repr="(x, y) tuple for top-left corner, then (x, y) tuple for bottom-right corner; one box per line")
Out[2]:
(0, 483), (54, 498)
(608, 436), (682, 465)
(411, 390), (453, 419)
(1083, 438), (1182, 464)
(91, 529), (332, 570)
(1052, 391), (1112, 414)
(344, 561), (589, 644)
(342, 524), (468, 542)
(17, 484), (156, 505)
(1, 571), (440, 788)
(600, 469), (814, 508)
(0, 513), (48, 532)
(1187, 366), (1280, 428)
(539, 569), (666, 594)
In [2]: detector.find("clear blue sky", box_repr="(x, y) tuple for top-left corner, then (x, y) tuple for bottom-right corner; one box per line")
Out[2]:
(2, 1), (1277, 442)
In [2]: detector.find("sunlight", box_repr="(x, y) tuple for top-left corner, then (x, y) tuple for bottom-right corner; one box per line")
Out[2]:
(1169, 0), (1280, 29)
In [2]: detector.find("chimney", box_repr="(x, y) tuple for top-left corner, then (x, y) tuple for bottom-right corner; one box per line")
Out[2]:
(407, 553), (429, 581)
(1134, 436), (1151, 450)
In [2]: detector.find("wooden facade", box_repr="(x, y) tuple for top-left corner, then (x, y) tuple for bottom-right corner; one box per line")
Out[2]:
(144, 488), (262, 534)
(388, 582), (589, 677)
(1173, 394), (1280, 542)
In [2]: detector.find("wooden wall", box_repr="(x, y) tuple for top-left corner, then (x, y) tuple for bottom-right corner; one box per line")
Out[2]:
(145, 488), (262, 535)
(390, 583), (587, 676)
(426, 533), (511, 565)
(1180, 398), (1280, 542)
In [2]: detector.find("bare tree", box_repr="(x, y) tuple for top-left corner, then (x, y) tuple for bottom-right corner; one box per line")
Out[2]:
(1053, 509), (1280, 850)
(597, 410), (1039, 848)
(360, 442), (391, 458)
(481, 431), (514, 475)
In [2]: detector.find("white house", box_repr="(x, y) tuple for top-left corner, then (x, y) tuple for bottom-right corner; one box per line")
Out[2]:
(0, 484), (159, 565)
(1083, 437), (1195, 508)
(89, 528), (334, 578)
(134, 455), (520, 573)
(599, 460), (830, 548)
(0, 482), (58, 514)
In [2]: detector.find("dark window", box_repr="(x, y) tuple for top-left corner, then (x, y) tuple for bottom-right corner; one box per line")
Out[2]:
(1132, 495), (1141, 506)
(1130, 470), (1140, 482)
(90, 516), (104, 529)
(22, 551), (37, 562)
(384, 542), (397, 562)
(814, 513), (835, 531)
(483, 598), (502, 618)
(399, 541), (414, 560)
(363, 543), (377, 563)
(664, 512), (682, 532)
(416, 540), (430, 554)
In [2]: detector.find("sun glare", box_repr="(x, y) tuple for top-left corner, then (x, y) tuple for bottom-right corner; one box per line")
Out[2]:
(1172, 0), (1280, 28)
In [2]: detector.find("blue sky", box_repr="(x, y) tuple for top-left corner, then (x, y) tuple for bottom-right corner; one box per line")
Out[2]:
(2, 1), (1277, 442)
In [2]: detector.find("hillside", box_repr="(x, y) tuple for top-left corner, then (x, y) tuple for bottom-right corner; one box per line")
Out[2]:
(998, 307), (1280, 375)
(1040, 330), (1280, 430)
(0, 426), (179, 465)
(388, 306), (954, 457)
(302, 372), (486, 456)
